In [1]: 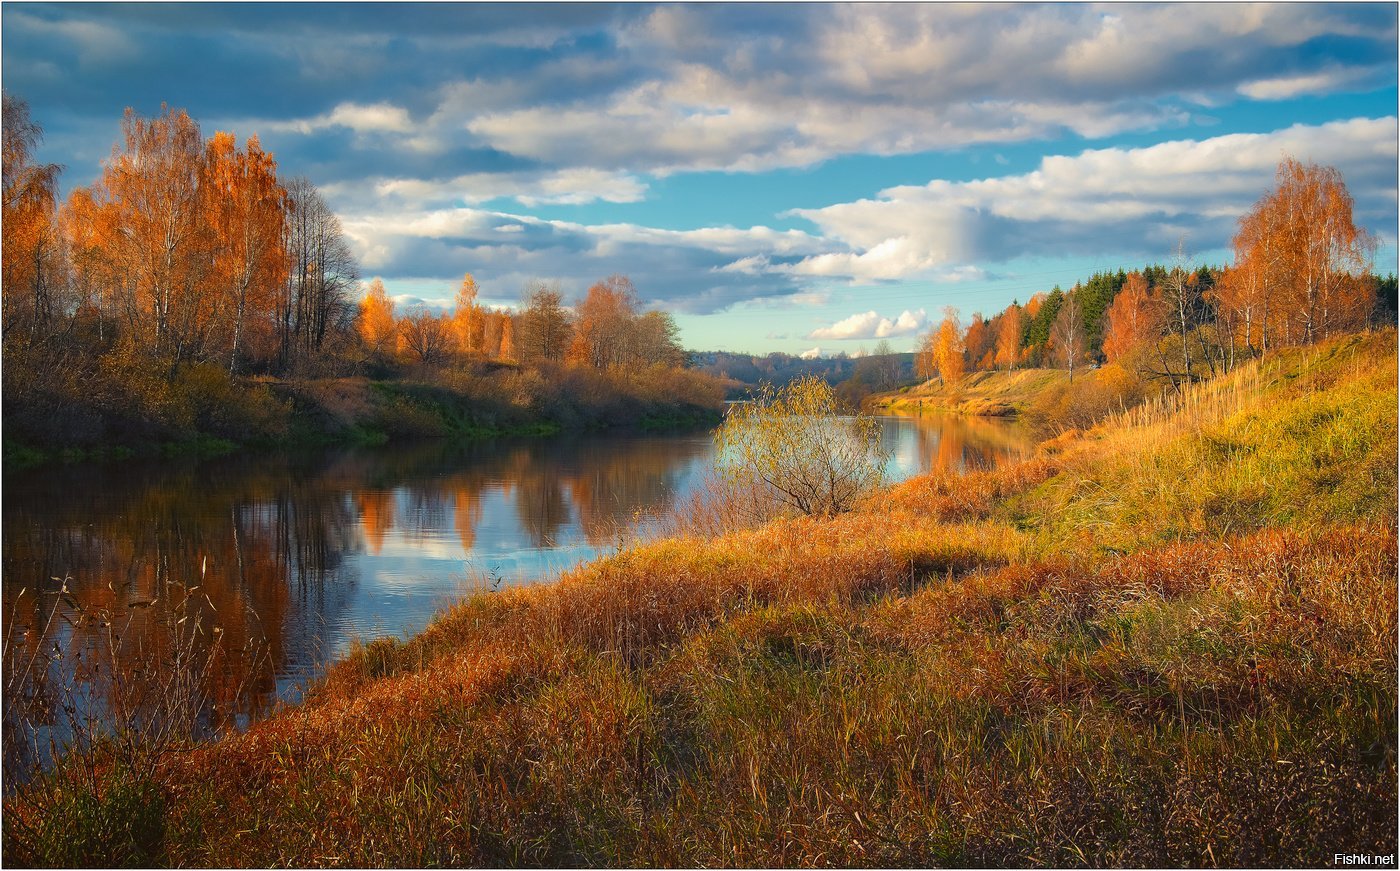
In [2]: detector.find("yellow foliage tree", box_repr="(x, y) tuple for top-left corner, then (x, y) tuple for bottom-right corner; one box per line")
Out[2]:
(994, 304), (1023, 371)
(451, 272), (482, 355)
(933, 308), (964, 387)
(358, 278), (397, 357)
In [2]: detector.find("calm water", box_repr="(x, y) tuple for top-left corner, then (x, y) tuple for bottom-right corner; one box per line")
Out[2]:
(2, 413), (1033, 761)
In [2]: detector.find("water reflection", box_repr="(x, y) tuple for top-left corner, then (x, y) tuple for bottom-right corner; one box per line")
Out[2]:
(3, 414), (1033, 771)
(880, 411), (1035, 478)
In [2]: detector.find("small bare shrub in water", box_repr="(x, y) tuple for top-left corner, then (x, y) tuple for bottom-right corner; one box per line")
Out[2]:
(715, 376), (890, 518)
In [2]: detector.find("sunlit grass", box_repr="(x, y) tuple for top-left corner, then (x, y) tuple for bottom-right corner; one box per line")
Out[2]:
(5, 330), (1396, 867)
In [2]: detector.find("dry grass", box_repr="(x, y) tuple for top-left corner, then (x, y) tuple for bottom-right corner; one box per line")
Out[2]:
(4, 330), (1396, 867)
(878, 367), (1069, 417)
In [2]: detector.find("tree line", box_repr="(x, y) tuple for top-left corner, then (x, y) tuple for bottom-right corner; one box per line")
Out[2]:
(2, 94), (687, 382)
(2, 94), (704, 455)
(4, 97), (361, 375)
(360, 272), (684, 373)
(917, 156), (1392, 391)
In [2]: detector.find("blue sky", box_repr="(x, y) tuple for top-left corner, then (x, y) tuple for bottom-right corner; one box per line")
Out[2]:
(4, 2), (1397, 355)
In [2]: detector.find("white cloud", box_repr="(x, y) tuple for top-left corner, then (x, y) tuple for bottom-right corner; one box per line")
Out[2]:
(324, 116), (1396, 315)
(787, 116), (1398, 280)
(452, 4), (1395, 175)
(808, 309), (928, 341)
(257, 101), (414, 136)
(1237, 70), (1363, 101)
(350, 168), (649, 208)
(799, 346), (824, 360)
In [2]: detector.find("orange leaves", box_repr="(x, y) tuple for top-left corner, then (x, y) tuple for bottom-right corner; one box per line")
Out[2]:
(1232, 156), (1377, 349)
(1102, 272), (1161, 364)
(50, 104), (296, 368)
(994, 303), (1023, 371)
(201, 130), (290, 370)
(357, 278), (397, 356)
(933, 307), (965, 387)
(2, 93), (63, 333)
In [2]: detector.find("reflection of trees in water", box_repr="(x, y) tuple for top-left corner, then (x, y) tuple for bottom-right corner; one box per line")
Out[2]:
(3, 432), (714, 768)
(883, 412), (1035, 476)
(565, 438), (708, 545)
(330, 436), (712, 552)
(2, 453), (365, 749)
(355, 491), (395, 556)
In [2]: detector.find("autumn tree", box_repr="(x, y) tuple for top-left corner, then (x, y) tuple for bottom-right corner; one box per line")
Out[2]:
(932, 307), (964, 387)
(1102, 272), (1161, 364)
(715, 376), (889, 517)
(569, 275), (640, 368)
(450, 272), (484, 356)
(1050, 288), (1086, 381)
(80, 105), (211, 360)
(399, 309), (450, 363)
(567, 275), (684, 369)
(1234, 157), (1376, 347)
(634, 310), (686, 368)
(202, 132), (289, 372)
(358, 278), (397, 358)
(962, 314), (994, 371)
(2, 92), (63, 340)
(994, 303), (1023, 371)
(1207, 265), (1259, 369)
(516, 280), (573, 363)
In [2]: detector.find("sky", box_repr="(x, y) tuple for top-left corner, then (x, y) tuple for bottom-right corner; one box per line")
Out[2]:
(4, 2), (1397, 356)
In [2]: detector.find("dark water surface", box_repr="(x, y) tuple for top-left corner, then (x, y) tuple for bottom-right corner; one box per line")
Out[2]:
(2, 413), (1033, 753)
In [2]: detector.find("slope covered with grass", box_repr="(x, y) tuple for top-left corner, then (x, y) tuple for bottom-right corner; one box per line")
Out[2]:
(877, 367), (1069, 417)
(5, 331), (1396, 868)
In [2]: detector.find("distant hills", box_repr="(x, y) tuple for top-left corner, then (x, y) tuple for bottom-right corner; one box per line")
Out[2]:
(689, 350), (917, 397)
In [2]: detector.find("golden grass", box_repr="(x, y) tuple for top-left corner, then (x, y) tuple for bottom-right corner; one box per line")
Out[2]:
(4, 330), (1396, 867)
(878, 367), (1069, 416)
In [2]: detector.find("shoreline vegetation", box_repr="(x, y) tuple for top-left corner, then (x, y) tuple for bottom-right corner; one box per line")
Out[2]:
(5, 329), (1395, 866)
(1, 96), (730, 472)
(3, 364), (727, 471)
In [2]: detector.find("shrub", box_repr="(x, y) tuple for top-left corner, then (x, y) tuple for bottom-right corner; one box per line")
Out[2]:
(715, 376), (889, 517)
(1026, 362), (1149, 432)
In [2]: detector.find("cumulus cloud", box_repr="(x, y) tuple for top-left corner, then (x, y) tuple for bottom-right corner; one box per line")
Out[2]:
(319, 116), (1396, 313)
(5, 4), (1396, 325)
(799, 347), (824, 360)
(332, 204), (828, 313)
(807, 309), (928, 341)
(787, 116), (1399, 281)
(454, 3), (1395, 174)
(9, 3), (1393, 189)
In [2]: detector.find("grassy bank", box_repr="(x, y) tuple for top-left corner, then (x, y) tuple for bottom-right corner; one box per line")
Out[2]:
(2, 359), (725, 470)
(5, 331), (1396, 867)
(876, 367), (1069, 417)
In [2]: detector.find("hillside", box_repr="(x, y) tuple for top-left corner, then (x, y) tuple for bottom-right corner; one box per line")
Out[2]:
(876, 367), (1070, 416)
(5, 330), (1396, 867)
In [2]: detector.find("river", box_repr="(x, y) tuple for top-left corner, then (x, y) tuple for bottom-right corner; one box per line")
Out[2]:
(1, 412), (1033, 776)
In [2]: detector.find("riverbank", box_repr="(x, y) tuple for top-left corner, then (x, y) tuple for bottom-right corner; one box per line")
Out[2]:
(5, 330), (1396, 867)
(875, 367), (1069, 417)
(2, 361), (725, 470)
